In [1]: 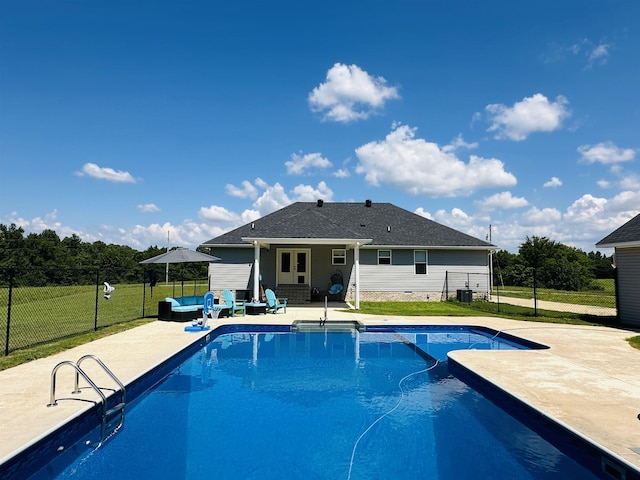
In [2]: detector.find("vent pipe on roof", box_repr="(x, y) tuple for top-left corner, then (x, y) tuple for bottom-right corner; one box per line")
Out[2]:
(365, 199), (372, 207)
(317, 199), (324, 207)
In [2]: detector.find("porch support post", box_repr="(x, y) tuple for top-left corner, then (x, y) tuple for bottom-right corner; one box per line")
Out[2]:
(253, 241), (260, 301)
(355, 242), (361, 309)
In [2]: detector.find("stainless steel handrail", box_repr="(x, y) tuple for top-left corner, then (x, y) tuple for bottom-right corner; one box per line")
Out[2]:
(74, 354), (126, 404)
(47, 360), (107, 419)
(47, 355), (126, 445)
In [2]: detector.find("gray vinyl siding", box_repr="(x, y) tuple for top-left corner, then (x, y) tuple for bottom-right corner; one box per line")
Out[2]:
(356, 248), (489, 293)
(615, 247), (640, 325)
(310, 245), (353, 291)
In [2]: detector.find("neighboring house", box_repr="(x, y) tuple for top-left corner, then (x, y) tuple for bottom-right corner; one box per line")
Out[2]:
(596, 213), (640, 326)
(200, 200), (496, 308)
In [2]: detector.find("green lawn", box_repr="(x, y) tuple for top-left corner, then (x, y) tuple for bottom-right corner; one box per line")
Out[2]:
(493, 279), (616, 308)
(356, 300), (619, 326)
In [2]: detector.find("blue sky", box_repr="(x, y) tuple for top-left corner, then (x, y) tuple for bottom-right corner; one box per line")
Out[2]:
(1, 1), (638, 253)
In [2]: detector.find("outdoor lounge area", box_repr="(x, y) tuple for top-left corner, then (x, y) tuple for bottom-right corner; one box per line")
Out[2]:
(158, 290), (275, 321)
(158, 295), (230, 321)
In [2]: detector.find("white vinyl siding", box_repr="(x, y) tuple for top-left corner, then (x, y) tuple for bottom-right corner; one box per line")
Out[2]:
(615, 246), (640, 325)
(207, 248), (254, 291)
(209, 263), (253, 291)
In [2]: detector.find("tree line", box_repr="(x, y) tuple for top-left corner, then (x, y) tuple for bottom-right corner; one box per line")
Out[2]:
(494, 236), (614, 291)
(0, 224), (614, 291)
(0, 224), (208, 286)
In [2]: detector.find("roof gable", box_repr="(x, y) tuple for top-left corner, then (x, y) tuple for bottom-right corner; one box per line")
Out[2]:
(201, 201), (494, 248)
(596, 213), (640, 247)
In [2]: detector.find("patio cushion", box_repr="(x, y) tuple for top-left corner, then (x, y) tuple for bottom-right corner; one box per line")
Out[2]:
(166, 297), (181, 308)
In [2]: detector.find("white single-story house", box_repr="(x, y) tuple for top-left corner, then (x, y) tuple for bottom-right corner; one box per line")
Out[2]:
(200, 200), (496, 308)
(596, 213), (640, 326)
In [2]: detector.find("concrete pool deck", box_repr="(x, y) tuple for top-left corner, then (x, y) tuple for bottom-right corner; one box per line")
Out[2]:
(1, 306), (640, 475)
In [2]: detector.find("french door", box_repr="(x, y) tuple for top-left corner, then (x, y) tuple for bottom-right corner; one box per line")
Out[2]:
(277, 249), (310, 285)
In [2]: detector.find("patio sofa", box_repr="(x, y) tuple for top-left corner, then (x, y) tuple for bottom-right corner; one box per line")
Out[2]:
(158, 295), (229, 322)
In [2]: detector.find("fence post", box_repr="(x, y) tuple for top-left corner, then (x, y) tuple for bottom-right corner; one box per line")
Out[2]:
(613, 267), (620, 322)
(94, 268), (100, 331)
(445, 271), (449, 299)
(4, 268), (14, 356)
(533, 267), (538, 316)
(142, 274), (146, 318)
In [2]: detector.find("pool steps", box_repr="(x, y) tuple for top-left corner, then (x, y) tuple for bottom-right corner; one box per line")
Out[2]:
(47, 354), (126, 446)
(292, 319), (365, 332)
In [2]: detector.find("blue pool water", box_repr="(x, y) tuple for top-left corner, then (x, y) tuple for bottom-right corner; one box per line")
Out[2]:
(25, 327), (619, 479)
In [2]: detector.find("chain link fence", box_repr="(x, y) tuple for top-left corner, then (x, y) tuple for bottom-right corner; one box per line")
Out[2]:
(442, 272), (491, 301)
(0, 266), (210, 356)
(444, 269), (617, 318)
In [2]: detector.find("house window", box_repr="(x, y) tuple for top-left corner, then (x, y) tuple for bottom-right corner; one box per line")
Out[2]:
(332, 249), (346, 265)
(414, 250), (427, 274)
(378, 250), (392, 265)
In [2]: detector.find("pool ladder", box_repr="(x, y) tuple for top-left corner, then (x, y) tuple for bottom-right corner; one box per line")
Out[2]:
(47, 355), (126, 444)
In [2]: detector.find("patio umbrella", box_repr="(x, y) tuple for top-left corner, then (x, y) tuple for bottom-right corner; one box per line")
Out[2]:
(139, 247), (221, 265)
(140, 247), (221, 296)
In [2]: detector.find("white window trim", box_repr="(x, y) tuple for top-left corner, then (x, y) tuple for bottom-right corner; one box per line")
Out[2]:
(414, 249), (428, 275)
(332, 248), (346, 265)
(378, 249), (392, 265)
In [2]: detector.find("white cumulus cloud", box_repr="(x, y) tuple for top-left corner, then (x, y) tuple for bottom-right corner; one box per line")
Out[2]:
(252, 182), (292, 216)
(225, 180), (259, 199)
(137, 203), (160, 213)
(486, 93), (570, 141)
(308, 63), (400, 122)
(198, 205), (240, 223)
(476, 191), (528, 211)
(442, 134), (478, 153)
(578, 142), (636, 164)
(76, 162), (136, 183)
(291, 181), (334, 202)
(355, 124), (516, 197)
(543, 177), (562, 188)
(522, 206), (563, 225)
(285, 152), (332, 175)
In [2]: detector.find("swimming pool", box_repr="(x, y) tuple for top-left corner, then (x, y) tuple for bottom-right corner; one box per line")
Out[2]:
(10, 325), (637, 479)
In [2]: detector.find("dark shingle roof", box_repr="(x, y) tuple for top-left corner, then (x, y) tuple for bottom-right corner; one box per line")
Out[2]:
(201, 202), (494, 248)
(596, 213), (640, 247)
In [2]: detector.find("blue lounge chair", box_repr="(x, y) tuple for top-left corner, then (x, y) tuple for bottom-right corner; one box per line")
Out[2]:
(222, 289), (246, 317)
(265, 288), (287, 314)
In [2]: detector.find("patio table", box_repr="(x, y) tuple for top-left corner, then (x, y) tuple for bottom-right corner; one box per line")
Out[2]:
(245, 302), (267, 315)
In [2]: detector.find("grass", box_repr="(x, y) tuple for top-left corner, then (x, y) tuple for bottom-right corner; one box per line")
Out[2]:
(0, 280), (210, 370)
(627, 336), (640, 351)
(356, 300), (620, 326)
(0, 281), (209, 352)
(493, 279), (616, 308)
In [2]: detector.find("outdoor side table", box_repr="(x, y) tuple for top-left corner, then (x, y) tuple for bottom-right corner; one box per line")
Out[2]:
(245, 302), (267, 315)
